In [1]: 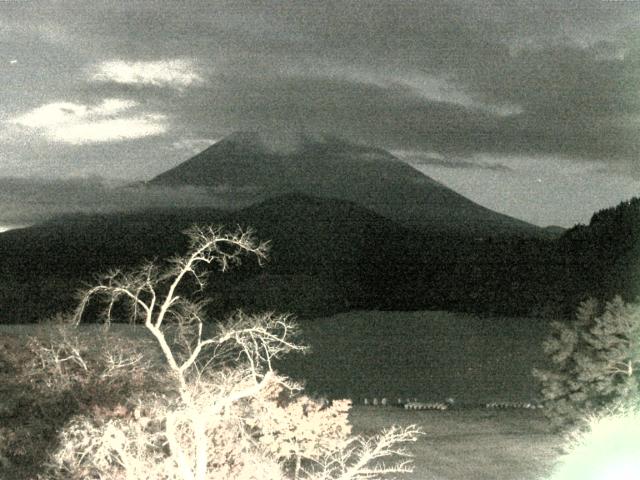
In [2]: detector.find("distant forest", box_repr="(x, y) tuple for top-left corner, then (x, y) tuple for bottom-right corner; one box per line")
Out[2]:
(0, 195), (638, 323)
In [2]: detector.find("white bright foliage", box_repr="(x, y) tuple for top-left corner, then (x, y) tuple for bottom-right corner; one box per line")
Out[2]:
(549, 404), (640, 480)
(9, 99), (167, 144)
(91, 59), (203, 88)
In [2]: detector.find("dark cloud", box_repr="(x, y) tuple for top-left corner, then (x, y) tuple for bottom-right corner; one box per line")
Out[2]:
(462, 42), (640, 118)
(1, 0), (639, 227)
(163, 71), (638, 164)
(4, 1), (638, 167)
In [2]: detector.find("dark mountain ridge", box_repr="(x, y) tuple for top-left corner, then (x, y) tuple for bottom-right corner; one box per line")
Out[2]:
(0, 192), (555, 323)
(1, 192), (637, 323)
(0, 194), (418, 322)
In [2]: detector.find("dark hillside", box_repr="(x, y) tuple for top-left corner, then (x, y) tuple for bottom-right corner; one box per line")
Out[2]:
(2, 193), (635, 324)
(0, 209), (225, 322)
(554, 197), (640, 308)
(215, 193), (439, 314)
(0, 195), (423, 322)
(0, 208), (227, 280)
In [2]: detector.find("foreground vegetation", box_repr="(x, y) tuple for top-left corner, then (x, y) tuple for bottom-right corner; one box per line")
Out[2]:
(1, 309), (562, 480)
(535, 297), (640, 430)
(0, 324), (562, 479)
(2, 226), (422, 479)
(4, 301), (637, 478)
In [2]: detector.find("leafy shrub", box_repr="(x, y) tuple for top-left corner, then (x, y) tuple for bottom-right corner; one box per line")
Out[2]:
(534, 296), (640, 429)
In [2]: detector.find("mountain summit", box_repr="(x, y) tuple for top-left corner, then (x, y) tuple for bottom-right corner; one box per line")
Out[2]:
(150, 131), (542, 236)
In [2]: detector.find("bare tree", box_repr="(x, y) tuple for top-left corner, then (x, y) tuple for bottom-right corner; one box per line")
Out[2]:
(41, 225), (422, 480)
(74, 225), (274, 394)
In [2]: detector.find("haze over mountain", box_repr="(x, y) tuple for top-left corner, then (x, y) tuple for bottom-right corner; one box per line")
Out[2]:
(149, 132), (545, 237)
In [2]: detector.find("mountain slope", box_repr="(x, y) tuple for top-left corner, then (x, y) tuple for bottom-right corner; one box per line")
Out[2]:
(0, 194), (427, 322)
(0, 192), (586, 323)
(149, 132), (543, 237)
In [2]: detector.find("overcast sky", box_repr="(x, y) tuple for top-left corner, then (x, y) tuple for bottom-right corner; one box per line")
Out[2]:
(1, 0), (639, 227)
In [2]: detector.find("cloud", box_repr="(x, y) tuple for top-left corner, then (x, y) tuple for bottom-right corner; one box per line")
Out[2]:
(90, 59), (204, 89)
(463, 43), (640, 121)
(12, 99), (135, 128)
(9, 99), (167, 144)
(186, 69), (638, 164)
(0, 176), (259, 225)
(2, 1), (639, 183)
(393, 150), (512, 172)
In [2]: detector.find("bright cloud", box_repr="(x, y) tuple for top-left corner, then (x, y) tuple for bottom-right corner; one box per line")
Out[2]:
(91, 59), (203, 88)
(9, 99), (167, 144)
